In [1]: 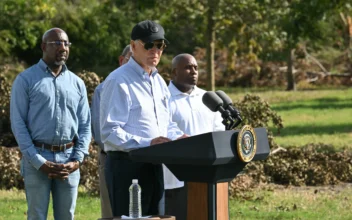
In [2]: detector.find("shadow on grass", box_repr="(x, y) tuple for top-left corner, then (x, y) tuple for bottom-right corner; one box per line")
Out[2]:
(271, 124), (352, 136)
(272, 98), (352, 111)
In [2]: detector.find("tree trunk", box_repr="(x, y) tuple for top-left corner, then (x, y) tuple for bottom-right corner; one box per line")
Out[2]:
(286, 48), (296, 91)
(206, 0), (217, 91)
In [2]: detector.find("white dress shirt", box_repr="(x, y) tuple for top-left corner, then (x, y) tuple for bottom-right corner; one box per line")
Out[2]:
(163, 81), (225, 189)
(99, 58), (184, 152)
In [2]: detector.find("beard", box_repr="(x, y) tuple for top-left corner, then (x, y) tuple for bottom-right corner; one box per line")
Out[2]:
(55, 60), (66, 66)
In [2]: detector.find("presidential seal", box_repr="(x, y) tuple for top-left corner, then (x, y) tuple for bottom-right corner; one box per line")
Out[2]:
(237, 125), (257, 162)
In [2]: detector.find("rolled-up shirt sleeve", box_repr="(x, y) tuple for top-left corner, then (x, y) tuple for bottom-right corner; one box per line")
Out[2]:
(10, 76), (46, 170)
(100, 79), (153, 152)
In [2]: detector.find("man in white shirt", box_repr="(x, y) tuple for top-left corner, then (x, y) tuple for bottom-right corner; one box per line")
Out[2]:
(91, 45), (132, 218)
(164, 53), (225, 219)
(99, 20), (186, 217)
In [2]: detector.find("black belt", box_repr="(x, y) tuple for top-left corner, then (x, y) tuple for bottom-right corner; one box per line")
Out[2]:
(33, 141), (74, 152)
(107, 151), (130, 160)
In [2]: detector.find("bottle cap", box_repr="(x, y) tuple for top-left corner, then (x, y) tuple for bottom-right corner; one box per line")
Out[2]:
(132, 179), (138, 184)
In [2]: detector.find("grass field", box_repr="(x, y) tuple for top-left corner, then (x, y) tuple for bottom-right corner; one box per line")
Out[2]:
(2, 184), (352, 220)
(230, 183), (352, 220)
(227, 88), (352, 149)
(1, 88), (351, 219)
(0, 188), (100, 220)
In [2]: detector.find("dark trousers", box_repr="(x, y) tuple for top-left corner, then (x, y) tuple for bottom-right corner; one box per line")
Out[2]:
(165, 186), (187, 220)
(105, 152), (164, 217)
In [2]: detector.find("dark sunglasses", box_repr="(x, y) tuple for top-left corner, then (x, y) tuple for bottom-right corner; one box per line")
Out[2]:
(138, 40), (167, 50)
(45, 41), (72, 47)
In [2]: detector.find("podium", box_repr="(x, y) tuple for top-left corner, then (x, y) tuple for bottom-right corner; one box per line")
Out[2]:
(129, 127), (270, 220)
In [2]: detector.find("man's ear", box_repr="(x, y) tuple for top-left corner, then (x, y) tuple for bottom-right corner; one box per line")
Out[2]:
(171, 68), (177, 79)
(130, 40), (136, 53)
(118, 55), (124, 66)
(41, 43), (46, 52)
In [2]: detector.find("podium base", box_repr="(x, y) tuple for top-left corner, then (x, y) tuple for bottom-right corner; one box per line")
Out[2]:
(187, 182), (229, 220)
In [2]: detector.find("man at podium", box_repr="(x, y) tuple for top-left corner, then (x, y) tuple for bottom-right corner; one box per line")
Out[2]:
(99, 20), (187, 217)
(163, 54), (225, 219)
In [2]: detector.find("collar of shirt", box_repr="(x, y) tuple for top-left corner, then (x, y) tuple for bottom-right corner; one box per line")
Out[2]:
(38, 59), (67, 76)
(127, 56), (159, 80)
(168, 81), (201, 97)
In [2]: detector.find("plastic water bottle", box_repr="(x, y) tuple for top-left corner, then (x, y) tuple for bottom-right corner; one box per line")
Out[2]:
(129, 179), (142, 218)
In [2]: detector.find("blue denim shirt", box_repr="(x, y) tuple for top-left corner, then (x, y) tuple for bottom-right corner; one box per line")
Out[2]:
(10, 59), (91, 170)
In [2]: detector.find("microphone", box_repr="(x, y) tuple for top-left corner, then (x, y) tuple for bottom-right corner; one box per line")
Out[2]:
(215, 90), (242, 127)
(202, 91), (236, 130)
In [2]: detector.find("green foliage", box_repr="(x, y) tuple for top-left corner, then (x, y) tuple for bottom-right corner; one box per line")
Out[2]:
(0, 71), (14, 147)
(0, 72), (10, 130)
(0, 147), (23, 189)
(234, 94), (284, 148)
(78, 142), (99, 195)
(50, 0), (133, 72)
(1, 0), (351, 87)
(0, 0), (54, 58)
(76, 70), (101, 106)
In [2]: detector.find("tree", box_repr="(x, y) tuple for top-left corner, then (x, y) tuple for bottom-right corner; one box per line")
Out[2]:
(0, 0), (54, 59)
(276, 0), (349, 90)
(206, 0), (218, 91)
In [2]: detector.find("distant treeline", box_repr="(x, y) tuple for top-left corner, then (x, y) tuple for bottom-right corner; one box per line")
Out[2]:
(1, 0), (351, 84)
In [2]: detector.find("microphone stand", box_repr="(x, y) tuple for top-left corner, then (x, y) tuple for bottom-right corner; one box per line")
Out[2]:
(222, 114), (242, 130)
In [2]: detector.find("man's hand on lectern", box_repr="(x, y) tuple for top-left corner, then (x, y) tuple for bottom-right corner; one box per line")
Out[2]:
(151, 136), (171, 145)
(177, 134), (189, 140)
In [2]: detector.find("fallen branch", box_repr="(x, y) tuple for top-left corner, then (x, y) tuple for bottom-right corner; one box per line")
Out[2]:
(307, 71), (352, 77)
(271, 146), (287, 155)
(302, 44), (328, 75)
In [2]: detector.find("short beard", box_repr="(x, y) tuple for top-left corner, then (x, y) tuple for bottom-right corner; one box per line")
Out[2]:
(54, 60), (66, 66)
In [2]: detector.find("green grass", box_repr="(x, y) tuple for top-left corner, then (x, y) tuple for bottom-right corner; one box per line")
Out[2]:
(2, 185), (352, 220)
(230, 184), (352, 220)
(226, 88), (352, 149)
(0, 188), (100, 220)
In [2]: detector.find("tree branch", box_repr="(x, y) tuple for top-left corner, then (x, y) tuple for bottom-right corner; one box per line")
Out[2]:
(302, 44), (328, 74)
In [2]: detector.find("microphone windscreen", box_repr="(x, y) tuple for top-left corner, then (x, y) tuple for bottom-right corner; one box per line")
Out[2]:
(202, 91), (223, 112)
(215, 90), (233, 107)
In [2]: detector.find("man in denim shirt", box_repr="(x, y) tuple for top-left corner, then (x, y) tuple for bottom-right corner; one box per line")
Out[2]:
(10, 28), (91, 220)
